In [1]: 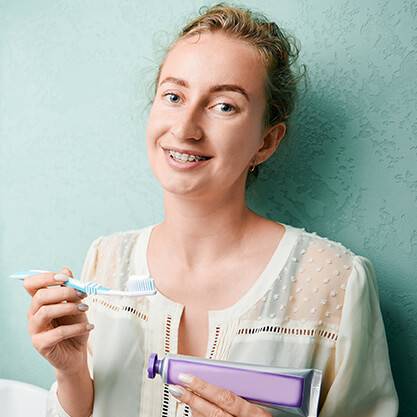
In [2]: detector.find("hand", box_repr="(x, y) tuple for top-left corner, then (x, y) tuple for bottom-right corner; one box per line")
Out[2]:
(168, 373), (272, 417)
(23, 267), (94, 375)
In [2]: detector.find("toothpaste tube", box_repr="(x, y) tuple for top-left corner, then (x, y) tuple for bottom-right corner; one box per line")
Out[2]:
(147, 353), (322, 416)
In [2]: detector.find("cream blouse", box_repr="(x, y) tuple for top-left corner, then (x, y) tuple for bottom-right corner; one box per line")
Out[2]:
(46, 222), (399, 417)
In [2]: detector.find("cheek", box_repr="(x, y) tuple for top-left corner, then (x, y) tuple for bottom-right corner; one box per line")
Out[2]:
(218, 124), (258, 160)
(146, 106), (166, 146)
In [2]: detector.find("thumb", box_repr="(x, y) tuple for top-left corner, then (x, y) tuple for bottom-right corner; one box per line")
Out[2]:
(61, 266), (74, 278)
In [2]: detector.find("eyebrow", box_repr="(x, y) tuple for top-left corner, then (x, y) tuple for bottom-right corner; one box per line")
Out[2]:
(159, 77), (250, 102)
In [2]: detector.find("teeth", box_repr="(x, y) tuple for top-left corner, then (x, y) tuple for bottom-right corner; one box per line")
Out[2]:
(169, 150), (208, 162)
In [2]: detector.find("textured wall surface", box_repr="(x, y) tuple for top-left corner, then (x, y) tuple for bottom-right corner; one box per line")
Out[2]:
(1, 0), (416, 415)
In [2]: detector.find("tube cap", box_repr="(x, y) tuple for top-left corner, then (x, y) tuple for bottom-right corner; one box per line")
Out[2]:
(147, 353), (158, 379)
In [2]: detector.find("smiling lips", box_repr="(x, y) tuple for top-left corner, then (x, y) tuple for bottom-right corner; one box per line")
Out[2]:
(163, 148), (212, 170)
(162, 146), (213, 159)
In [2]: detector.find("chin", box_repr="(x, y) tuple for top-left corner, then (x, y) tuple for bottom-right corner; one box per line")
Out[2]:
(154, 174), (212, 197)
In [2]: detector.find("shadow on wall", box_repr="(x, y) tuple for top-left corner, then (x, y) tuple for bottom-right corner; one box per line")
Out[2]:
(247, 86), (411, 415)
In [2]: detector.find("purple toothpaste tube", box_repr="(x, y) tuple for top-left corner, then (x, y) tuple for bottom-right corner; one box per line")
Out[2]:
(147, 353), (322, 416)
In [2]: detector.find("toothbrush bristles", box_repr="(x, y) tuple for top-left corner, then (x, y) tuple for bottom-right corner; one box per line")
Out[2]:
(126, 276), (156, 293)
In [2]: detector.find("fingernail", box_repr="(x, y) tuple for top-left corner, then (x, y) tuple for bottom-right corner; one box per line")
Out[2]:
(168, 385), (184, 399)
(86, 323), (94, 330)
(77, 303), (89, 311)
(76, 290), (87, 298)
(54, 273), (68, 282)
(178, 373), (193, 385)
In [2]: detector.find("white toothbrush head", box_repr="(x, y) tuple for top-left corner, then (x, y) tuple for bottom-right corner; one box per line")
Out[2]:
(125, 275), (157, 295)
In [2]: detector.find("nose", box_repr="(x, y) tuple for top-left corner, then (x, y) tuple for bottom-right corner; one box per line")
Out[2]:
(170, 107), (203, 141)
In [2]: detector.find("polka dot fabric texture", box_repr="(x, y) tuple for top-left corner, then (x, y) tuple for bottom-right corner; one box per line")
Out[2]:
(241, 230), (353, 328)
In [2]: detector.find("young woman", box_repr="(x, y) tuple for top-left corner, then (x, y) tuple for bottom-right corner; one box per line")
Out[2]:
(24, 4), (398, 417)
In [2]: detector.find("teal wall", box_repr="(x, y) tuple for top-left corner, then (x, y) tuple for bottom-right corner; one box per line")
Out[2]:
(1, 1), (416, 415)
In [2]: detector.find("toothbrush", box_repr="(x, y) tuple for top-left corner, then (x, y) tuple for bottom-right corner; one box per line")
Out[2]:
(10, 269), (157, 297)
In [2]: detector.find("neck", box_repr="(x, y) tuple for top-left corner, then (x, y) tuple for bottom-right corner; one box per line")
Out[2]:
(158, 186), (258, 271)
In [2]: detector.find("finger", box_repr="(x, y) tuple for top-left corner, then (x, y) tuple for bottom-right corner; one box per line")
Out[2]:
(61, 267), (74, 278)
(168, 385), (233, 417)
(30, 302), (89, 334)
(30, 286), (87, 316)
(176, 374), (268, 417)
(23, 267), (72, 297)
(31, 322), (94, 355)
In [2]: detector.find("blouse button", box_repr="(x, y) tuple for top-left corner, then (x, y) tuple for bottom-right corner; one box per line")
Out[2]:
(306, 277), (312, 282)
(336, 304), (342, 310)
(323, 278), (330, 284)
(340, 283), (346, 290)
(326, 259), (332, 264)
(310, 307), (317, 314)
(299, 267), (305, 273)
(293, 307), (299, 313)
(325, 311), (331, 318)
(313, 287), (319, 293)
(262, 296), (267, 302)
(334, 270), (340, 276)
(336, 253), (341, 258)
(279, 305), (285, 311)
(300, 249), (306, 255)
(316, 266), (323, 272)
(291, 276), (297, 282)
(330, 290), (337, 297)
(320, 299), (328, 305)
(257, 315), (262, 320)
(296, 288), (302, 293)
(308, 258), (313, 263)
(303, 296), (309, 302)
(282, 285), (287, 290)
(273, 294), (279, 300)
(317, 248), (324, 253)
(292, 257), (298, 262)
(318, 320), (323, 326)
(344, 265), (351, 270)
(269, 313), (276, 318)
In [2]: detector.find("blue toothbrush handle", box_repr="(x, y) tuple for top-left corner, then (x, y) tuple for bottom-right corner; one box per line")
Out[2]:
(64, 278), (87, 293)
(9, 270), (51, 279)
(9, 271), (87, 293)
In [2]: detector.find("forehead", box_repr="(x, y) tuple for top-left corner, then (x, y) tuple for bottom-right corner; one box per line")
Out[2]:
(159, 31), (266, 98)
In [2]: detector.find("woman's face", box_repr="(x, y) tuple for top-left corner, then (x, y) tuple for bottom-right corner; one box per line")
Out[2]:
(146, 31), (272, 198)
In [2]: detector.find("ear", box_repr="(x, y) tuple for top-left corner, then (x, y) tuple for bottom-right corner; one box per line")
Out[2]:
(255, 122), (287, 164)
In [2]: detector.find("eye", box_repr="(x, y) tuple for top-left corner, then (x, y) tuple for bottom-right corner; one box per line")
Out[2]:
(163, 92), (181, 104)
(212, 102), (237, 114)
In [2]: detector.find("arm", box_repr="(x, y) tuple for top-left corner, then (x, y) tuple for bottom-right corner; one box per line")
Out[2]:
(55, 366), (94, 417)
(319, 256), (399, 417)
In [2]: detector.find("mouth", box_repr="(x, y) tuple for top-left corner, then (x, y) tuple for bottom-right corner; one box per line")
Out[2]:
(161, 146), (213, 162)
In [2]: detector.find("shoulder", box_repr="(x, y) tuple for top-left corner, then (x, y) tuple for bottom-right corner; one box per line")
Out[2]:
(294, 226), (357, 265)
(87, 225), (153, 254)
(80, 225), (154, 287)
(297, 227), (372, 274)
(285, 226), (373, 326)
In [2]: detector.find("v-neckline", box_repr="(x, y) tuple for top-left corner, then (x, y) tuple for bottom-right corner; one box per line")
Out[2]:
(133, 221), (301, 322)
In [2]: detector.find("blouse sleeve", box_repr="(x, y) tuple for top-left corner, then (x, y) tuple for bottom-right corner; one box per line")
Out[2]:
(319, 255), (399, 417)
(45, 236), (103, 417)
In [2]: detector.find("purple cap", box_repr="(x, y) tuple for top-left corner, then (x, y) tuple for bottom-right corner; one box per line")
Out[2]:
(147, 353), (159, 379)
